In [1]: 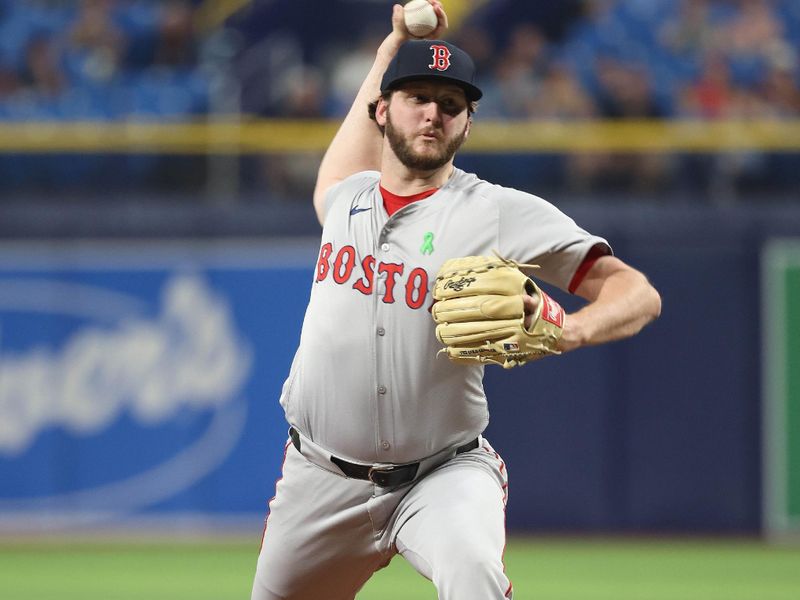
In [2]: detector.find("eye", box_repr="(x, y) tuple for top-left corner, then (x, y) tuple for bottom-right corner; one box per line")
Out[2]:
(439, 97), (465, 115)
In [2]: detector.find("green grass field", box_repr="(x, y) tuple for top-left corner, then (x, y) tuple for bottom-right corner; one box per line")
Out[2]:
(1, 537), (799, 599)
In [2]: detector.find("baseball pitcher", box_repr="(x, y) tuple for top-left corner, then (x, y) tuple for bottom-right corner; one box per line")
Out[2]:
(251, 2), (661, 599)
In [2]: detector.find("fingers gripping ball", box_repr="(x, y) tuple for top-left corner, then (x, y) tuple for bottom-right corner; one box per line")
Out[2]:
(432, 255), (565, 368)
(404, 0), (438, 38)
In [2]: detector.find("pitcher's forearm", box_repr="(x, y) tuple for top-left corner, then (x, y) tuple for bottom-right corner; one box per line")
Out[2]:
(559, 268), (661, 352)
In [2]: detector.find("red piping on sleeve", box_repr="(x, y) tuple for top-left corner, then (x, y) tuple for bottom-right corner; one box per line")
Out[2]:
(259, 440), (291, 552)
(568, 244), (611, 294)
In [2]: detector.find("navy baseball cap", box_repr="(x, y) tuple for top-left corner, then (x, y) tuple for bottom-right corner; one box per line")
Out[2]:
(380, 39), (483, 101)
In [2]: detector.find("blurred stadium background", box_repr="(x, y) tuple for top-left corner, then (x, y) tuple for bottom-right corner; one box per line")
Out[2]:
(1, 0), (800, 598)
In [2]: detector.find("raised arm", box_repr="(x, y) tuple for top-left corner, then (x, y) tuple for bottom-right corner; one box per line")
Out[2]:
(557, 255), (662, 352)
(312, 1), (448, 224)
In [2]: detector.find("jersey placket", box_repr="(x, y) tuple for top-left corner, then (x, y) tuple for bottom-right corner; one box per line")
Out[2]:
(373, 220), (397, 461)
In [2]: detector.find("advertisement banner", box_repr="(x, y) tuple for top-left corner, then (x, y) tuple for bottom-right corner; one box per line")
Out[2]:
(0, 239), (318, 532)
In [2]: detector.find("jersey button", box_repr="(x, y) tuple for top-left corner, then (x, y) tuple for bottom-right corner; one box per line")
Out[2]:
(381, 441), (391, 451)
(377, 385), (387, 395)
(377, 327), (385, 336)
(381, 243), (390, 252)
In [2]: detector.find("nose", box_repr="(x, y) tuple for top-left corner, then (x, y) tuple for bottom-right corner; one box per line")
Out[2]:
(422, 100), (443, 123)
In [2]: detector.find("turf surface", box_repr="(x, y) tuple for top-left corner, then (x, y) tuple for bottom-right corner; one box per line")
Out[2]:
(0, 537), (798, 599)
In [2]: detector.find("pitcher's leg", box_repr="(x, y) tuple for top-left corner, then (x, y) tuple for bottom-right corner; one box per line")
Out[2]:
(251, 445), (387, 600)
(392, 442), (513, 600)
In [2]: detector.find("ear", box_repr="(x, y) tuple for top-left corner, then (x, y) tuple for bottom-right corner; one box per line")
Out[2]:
(376, 97), (389, 127)
(464, 116), (472, 139)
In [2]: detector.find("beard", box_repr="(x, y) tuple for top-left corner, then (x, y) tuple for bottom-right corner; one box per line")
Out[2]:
(385, 113), (468, 171)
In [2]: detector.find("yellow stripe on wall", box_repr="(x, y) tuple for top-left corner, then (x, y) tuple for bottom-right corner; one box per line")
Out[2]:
(0, 120), (799, 154)
(467, 120), (800, 153)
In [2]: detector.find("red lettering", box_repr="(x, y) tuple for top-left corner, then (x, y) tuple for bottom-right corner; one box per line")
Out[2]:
(333, 245), (356, 284)
(353, 255), (376, 295)
(316, 243), (333, 282)
(378, 262), (404, 304)
(319, 244), (431, 308)
(405, 267), (429, 309)
(429, 44), (452, 71)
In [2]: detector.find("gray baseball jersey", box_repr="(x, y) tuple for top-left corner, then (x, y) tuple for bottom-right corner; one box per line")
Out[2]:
(280, 166), (610, 465)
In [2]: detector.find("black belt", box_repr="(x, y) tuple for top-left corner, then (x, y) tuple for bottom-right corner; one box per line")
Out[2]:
(289, 427), (479, 488)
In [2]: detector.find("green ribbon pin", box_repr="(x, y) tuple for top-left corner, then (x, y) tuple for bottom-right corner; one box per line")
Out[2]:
(420, 232), (435, 255)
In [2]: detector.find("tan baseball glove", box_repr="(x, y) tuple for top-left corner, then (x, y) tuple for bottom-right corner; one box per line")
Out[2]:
(431, 254), (565, 369)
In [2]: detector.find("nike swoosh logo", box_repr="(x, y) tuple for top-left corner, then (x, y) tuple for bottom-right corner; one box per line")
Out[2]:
(349, 206), (372, 216)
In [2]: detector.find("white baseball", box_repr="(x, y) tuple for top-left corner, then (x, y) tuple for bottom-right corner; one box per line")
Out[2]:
(404, 0), (438, 38)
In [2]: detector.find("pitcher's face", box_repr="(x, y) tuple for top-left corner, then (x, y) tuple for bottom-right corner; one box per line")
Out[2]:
(379, 81), (471, 172)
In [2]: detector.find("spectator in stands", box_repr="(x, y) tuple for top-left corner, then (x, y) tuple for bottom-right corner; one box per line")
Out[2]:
(658, 0), (715, 59)
(594, 57), (664, 119)
(505, 22), (550, 75)
(760, 60), (800, 117)
(68, 0), (127, 82)
(478, 23), (549, 117)
(526, 62), (596, 119)
(21, 34), (66, 98)
(0, 63), (21, 98)
(450, 25), (495, 76)
(328, 33), (385, 117)
(677, 52), (733, 119)
(279, 65), (326, 118)
(153, 0), (197, 67)
(718, 0), (792, 91)
(722, 0), (784, 59)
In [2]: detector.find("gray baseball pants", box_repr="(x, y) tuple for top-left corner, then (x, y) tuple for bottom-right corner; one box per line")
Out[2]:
(250, 436), (512, 599)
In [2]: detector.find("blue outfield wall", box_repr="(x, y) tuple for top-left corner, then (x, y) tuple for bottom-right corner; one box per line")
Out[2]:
(486, 206), (777, 534)
(0, 205), (798, 534)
